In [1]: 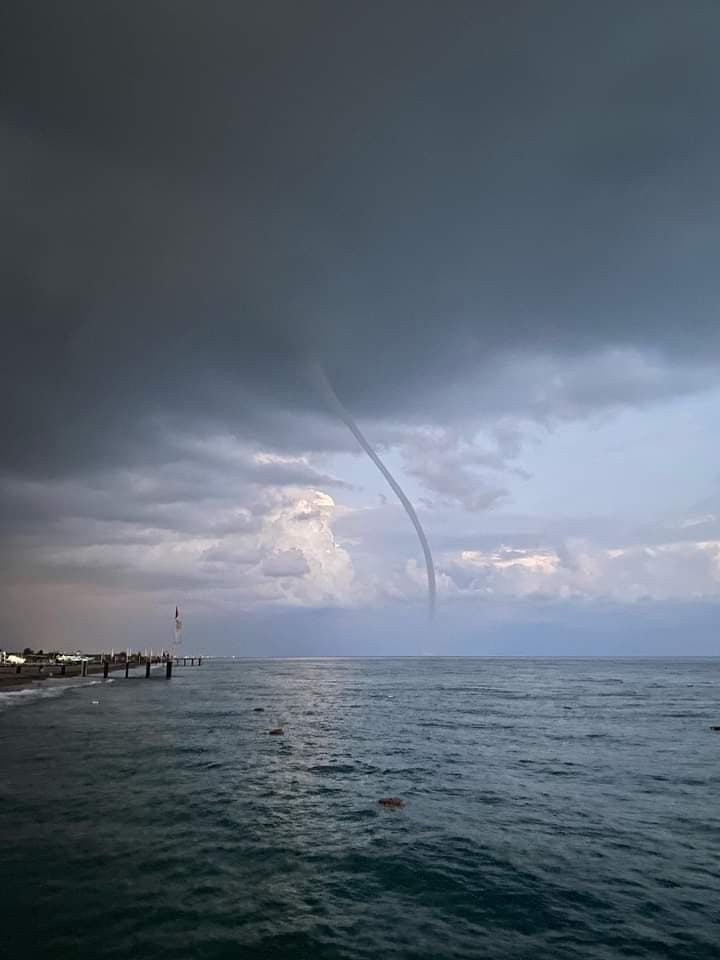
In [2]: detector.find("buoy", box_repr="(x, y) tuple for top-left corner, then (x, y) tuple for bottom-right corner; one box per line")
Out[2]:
(378, 797), (405, 808)
(269, 728), (284, 736)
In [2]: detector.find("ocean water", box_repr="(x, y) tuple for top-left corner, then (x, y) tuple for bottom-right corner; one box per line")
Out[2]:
(1, 658), (719, 959)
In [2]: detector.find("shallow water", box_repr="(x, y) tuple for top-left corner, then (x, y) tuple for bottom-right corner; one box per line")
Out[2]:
(2, 658), (719, 958)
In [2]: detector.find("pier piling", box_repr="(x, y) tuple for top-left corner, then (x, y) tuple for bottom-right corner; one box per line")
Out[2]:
(145, 660), (151, 678)
(166, 660), (172, 679)
(103, 661), (109, 679)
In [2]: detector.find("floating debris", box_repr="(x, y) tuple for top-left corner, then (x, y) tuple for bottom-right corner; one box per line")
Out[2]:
(269, 728), (284, 736)
(378, 797), (405, 808)
(253, 707), (265, 713)
(711, 725), (720, 731)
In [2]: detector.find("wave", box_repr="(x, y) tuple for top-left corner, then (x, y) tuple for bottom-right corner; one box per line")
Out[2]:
(0, 678), (105, 712)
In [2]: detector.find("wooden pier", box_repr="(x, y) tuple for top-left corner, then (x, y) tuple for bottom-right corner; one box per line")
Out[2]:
(0, 652), (203, 688)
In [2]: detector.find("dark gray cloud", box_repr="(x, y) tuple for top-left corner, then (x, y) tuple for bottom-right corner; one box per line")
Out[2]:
(0, 445), (344, 538)
(3, 1), (720, 478)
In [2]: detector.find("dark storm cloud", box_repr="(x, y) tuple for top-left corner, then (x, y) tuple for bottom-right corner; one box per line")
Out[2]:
(3, 0), (720, 476)
(0, 447), (344, 539)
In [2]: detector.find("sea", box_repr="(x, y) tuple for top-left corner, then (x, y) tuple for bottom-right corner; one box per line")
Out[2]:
(1, 658), (719, 959)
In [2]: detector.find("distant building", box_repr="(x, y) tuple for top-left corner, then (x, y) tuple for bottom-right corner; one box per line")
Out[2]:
(1, 649), (26, 665)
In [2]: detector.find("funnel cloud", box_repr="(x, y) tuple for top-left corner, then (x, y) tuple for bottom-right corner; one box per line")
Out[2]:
(309, 360), (437, 620)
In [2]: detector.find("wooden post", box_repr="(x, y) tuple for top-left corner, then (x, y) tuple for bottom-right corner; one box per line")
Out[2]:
(82, 660), (88, 677)
(60, 663), (66, 676)
(145, 659), (151, 678)
(191, 657), (195, 666)
(165, 660), (172, 679)
(103, 660), (109, 679)
(183, 657), (187, 666)
(198, 656), (202, 666)
(125, 659), (130, 678)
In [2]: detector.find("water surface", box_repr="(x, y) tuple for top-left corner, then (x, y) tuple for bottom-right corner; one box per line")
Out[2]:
(2, 658), (719, 958)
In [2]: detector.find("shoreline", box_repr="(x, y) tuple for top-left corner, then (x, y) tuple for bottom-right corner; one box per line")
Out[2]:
(0, 662), (137, 692)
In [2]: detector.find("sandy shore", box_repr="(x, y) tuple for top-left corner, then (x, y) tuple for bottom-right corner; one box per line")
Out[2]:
(0, 662), (137, 691)
(0, 672), (52, 689)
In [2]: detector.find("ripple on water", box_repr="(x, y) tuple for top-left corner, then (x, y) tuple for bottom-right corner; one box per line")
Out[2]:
(2, 658), (720, 960)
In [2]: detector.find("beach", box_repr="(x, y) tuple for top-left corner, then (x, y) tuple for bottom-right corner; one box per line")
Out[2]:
(0, 660), (148, 689)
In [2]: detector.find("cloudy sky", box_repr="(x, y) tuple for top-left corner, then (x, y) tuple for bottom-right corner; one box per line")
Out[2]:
(2, 1), (719, 655)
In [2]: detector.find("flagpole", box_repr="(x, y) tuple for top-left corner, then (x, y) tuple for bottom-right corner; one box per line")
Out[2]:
(174, 604), (183, 660)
